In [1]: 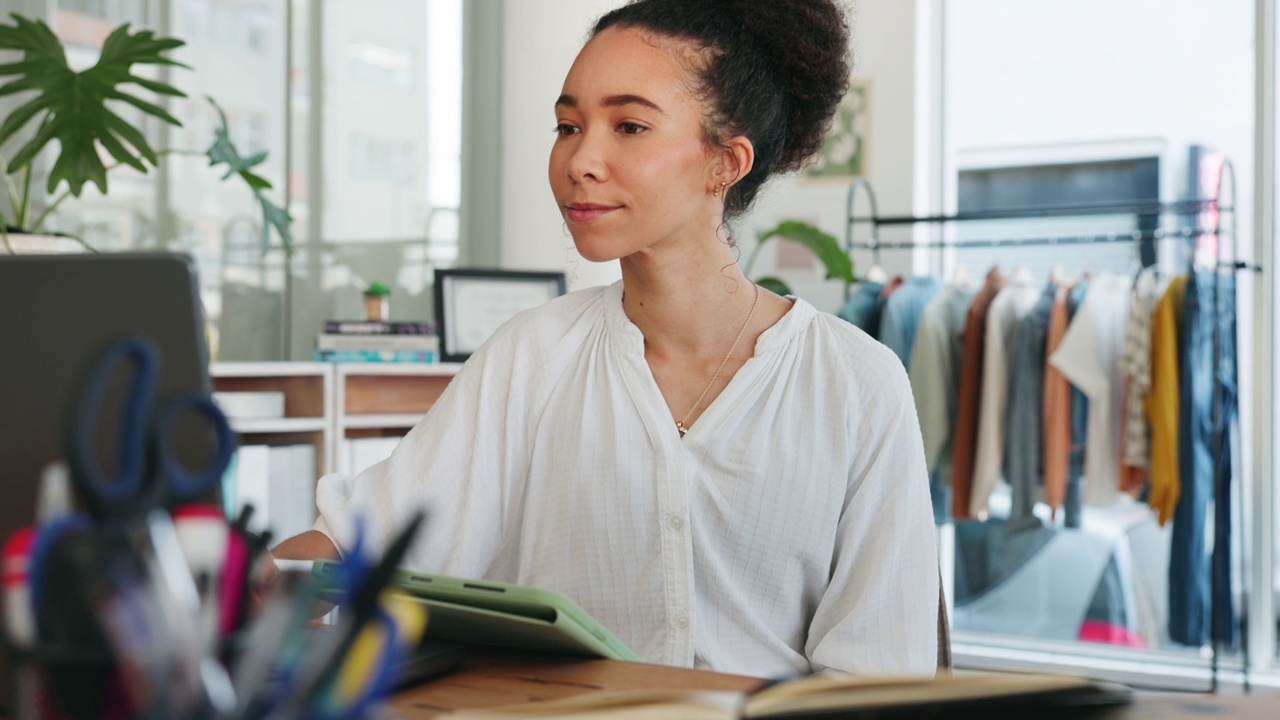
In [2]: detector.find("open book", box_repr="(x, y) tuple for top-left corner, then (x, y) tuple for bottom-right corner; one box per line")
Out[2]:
(448, 669), (1132, 719)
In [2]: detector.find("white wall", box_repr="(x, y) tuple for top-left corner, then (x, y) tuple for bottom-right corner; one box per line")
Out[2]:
(739, 0), (922, 314)
(945, 0), (1254, 245)
(499, 0), (622, 291)
(496, 0), (923, 312)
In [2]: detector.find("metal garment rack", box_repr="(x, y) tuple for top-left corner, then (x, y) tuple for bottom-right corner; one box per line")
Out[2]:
(840, 166), (1262, 692)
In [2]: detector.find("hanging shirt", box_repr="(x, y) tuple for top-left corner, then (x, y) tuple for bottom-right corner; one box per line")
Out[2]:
(1005, 283), (1057, 528)
(1049, 273), (1131, 508)
(969, 267), (1041, 518)
(880, 276), (943, 366)
(951, 267), (1007, 519)
(1062, 281), (1091, 528)
(908, 282), (977, 486)
(837, 281), (886, 335)
(1119, 268), (1163, 473)
(313, 281), (940, 678)
(1042, 283), (1074, 516)
(1146, 275), (1188, 525)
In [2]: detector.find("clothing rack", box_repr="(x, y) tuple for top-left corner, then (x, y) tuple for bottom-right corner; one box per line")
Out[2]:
(846, 226), (1199, 253)
(842, 176), (1247, 274)
(839, 166), (1261, 692)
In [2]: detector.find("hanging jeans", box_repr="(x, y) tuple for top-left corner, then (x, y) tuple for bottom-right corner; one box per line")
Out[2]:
(1169, 269), (1237, 647)
(1211, 272), (1238, 647)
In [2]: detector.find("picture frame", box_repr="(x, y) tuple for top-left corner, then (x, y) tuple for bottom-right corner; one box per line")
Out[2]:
(802, 78), (871, 183)
(433, 268), (567, 362)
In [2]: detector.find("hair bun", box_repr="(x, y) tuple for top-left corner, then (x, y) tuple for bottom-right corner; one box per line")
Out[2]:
(591, 0), (851, 219)
(721, 0), (851, 172)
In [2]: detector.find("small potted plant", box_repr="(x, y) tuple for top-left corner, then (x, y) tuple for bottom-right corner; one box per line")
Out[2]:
(364, 280), (392, 322)
(0, 14), (292, 254)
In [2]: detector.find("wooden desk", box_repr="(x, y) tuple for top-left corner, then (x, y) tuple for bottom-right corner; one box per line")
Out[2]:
(388, 648), (763, 717)
(388, 649), (1279, 719)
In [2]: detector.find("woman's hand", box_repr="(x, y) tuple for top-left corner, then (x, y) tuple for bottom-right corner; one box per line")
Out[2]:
(248, 530), (340, 617)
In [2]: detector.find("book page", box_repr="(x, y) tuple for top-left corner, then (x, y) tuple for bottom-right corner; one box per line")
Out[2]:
(744, 670), (1109, 718)
(447, 689), (743, 719)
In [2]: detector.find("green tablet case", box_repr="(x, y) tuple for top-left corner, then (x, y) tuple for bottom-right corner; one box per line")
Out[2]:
(312, 560), (641, 662)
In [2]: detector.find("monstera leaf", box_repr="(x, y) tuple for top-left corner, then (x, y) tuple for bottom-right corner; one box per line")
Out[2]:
(206, 97), (294, 255)
(0, 14), (187, 197)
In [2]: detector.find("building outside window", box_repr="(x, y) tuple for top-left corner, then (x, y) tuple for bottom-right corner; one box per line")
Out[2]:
(36, 0), (462, 361)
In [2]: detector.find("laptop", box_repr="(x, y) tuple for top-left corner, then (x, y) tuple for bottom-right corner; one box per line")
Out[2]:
(0, 252), (215, 709)
(312, 560), (642, 662)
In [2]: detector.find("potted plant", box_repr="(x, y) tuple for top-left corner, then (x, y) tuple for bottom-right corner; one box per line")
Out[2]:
(744, 220), (854, 296)
(364, 280), (392, 322)
(0, 13), (291, 254)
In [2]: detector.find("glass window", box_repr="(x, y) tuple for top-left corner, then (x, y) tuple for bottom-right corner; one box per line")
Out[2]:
(37, 0), (464, 361)
(938, 0), (1256, 672)
(283, 0), (461, 361)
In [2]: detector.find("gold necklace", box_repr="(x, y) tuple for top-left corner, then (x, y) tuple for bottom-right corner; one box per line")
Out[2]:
(676, 283), (761, 438)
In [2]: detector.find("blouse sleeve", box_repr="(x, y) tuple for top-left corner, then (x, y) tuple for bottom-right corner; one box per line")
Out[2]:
(312, 314), (547, 577)
(805, 352), (940, 676)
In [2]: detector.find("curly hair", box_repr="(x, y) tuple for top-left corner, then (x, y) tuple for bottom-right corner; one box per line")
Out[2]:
(592, 0), (851, 220)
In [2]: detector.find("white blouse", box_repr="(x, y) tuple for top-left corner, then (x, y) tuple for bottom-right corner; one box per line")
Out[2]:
(314, 281), (939, 678)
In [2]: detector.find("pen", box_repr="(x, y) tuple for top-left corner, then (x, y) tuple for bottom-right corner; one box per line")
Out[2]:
(268, 511), (425, 719)
(140, 509), (236, 717)
(35, 460), (73, 525)
(235, 528), (274, 634)
(173, 503), (229, 648)
(220, 525), (251, 638)
(229, 569), (320, 719)
(327, 590), (428, 720)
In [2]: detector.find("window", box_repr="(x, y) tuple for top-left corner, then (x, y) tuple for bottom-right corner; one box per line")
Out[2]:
(952, 155), (1163, 283)
(349, 135), (416, 184)
(41, 0), (464, 361)
(347, 41), (415, 90)
(939, 0), (1258, 681)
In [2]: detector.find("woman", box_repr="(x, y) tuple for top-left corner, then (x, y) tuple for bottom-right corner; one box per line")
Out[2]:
(274, 0), (939, 677)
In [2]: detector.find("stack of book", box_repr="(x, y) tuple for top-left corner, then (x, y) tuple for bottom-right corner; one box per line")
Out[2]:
(314, 319), (439, 362)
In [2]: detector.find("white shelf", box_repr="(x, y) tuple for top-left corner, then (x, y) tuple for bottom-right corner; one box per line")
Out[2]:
(342, 413), (425, 430)
(334, 362), (464, 377)
(212, 361), (460, 477)
(212, 362), (335, 476)
(230, 417), (328, 434)
(210, 361), (329, 377)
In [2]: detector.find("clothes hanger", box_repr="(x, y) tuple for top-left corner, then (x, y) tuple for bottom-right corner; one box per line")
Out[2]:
(1124, 234), (1160, 289)
(862, 240), (889, 284)
(865, 264), (889, 283)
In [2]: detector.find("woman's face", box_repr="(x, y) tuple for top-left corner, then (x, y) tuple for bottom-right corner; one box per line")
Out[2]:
(549, 27), (721, 263)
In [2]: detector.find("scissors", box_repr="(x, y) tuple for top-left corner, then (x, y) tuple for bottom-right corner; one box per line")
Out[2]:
(67, 335), (236, 523)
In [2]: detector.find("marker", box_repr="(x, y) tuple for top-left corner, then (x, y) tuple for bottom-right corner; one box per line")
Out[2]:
(35, 460), (72, 525)
(173, 504), (229, 647)
(2, 527), (36, 647)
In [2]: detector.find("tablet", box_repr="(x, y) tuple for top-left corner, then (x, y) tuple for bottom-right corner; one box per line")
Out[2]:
(312, 560), (641, 662)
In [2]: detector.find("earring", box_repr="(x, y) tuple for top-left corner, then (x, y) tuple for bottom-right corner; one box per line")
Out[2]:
(713, 182), (726, 198)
